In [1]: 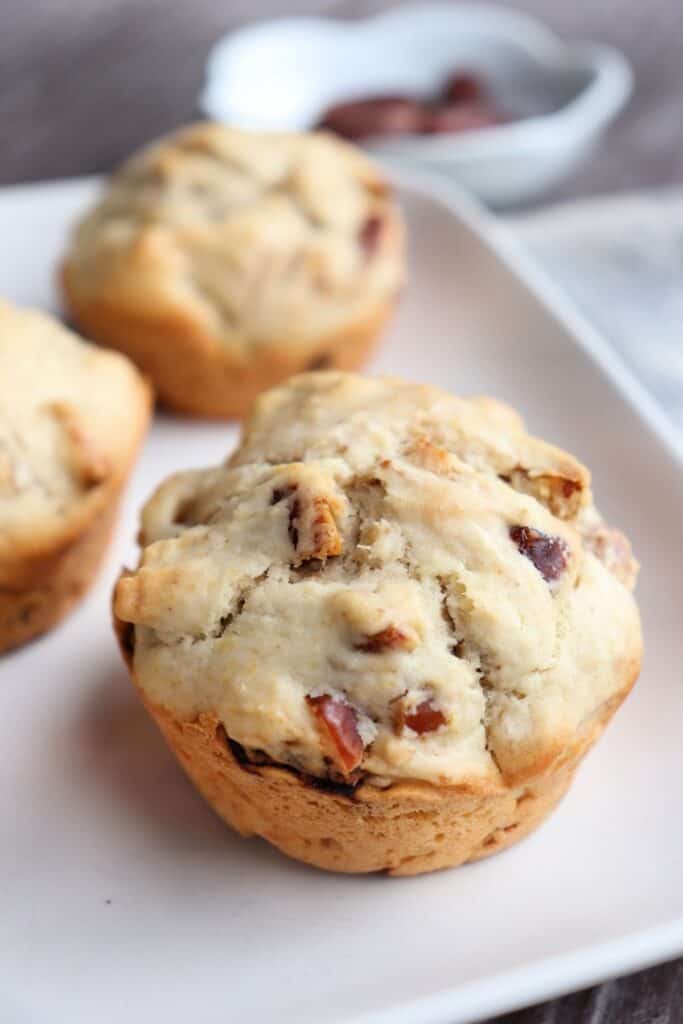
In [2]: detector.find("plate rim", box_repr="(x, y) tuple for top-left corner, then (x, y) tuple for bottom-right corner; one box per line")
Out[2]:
(343, 920), (683, 1024)
(389, 164), (683, 469)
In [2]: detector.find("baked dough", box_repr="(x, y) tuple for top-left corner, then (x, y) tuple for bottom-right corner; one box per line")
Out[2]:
(62, 124), (405, 418)
(114, 372), (641, 873)
(0, 300), (151, 652)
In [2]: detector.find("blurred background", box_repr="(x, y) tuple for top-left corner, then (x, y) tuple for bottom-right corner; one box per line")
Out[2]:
(3, 0), (682, 202)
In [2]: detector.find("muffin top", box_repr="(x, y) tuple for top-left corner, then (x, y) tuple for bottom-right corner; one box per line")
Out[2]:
(0, 301), (150, 575)
(115, 372), (641, 787)
(63, 123), (405, 355)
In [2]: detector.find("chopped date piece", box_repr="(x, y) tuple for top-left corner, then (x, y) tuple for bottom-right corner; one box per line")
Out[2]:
(395, 698), (446, 735)
(318, 96), (424, 140)
(317, 70), (502, 142)
(510, 525), (569, 583)
(441, 71), (483, 104)
(421, 100), (498, 135)
(307, 694), (364, 773)
(356, 624), (415, 653)
(359, 214), (383, 256)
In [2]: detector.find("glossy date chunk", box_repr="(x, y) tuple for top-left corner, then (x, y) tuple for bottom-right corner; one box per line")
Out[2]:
(307, 694), (364, 773)
(510, 525), (569, 583)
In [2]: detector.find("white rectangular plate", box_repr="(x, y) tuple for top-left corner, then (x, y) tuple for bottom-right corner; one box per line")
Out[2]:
(2, 174), (682, 1024)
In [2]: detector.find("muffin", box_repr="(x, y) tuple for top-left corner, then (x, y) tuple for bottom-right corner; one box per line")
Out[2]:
(0, 301), (151, 653)
(113, 372), (641, 875)
(61, 123), (405, 419)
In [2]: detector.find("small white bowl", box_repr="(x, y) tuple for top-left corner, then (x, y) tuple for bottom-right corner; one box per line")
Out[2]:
(200, 4), (633, 207)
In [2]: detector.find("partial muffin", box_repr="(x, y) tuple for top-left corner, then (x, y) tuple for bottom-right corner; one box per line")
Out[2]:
(113, 372), (641, 875)
(0, 301), (151, 653)
(61, 123), (405, 419)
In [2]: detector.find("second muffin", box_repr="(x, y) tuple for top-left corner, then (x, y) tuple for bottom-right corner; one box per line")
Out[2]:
(1, 300), (151, 653)
(61, 123), (405, 418)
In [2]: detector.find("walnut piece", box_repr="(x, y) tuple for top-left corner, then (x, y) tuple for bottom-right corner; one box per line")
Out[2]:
(405, 436), (460, 476)
(49, 401), (110, 487)
(506, 467), (586, 519)
(394, 698), (447, 735)
(290, 495), (342, 562)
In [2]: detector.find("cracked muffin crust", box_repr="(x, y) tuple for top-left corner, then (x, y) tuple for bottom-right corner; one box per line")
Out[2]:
(114, 372), (641, 873)
(61, 123), (405, 419)
(0, 301), (151, 653)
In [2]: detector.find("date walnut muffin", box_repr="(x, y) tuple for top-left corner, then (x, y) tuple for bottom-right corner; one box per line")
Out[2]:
(0, 301), (150, 653)
(114, 372), (641, 874)
(61, 123), (405, 419)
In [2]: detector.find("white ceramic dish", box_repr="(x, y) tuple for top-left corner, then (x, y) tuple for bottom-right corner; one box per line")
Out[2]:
(2, 173), (682, 1024)
(200, 4), (633, 206)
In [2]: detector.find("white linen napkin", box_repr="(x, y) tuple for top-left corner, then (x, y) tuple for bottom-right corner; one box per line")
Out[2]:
(510, 190), (683, 431)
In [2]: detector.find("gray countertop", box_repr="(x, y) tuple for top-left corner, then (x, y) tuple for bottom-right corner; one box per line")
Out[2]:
(2, 3), (682, 1021)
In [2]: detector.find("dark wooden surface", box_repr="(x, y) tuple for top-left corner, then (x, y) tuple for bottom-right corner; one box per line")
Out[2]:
(491, 963), (683, 1024)
(2, 2), (682, 1021)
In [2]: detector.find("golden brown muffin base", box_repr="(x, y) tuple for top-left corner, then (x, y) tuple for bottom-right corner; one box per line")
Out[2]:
(115, 612), (638, 875)
(143, 696), (621, 875)
(0, 500), (120, 653)
(62, 274), (394, 419)
(1, 379), (151, 655)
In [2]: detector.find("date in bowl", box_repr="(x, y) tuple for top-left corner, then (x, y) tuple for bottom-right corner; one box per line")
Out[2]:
(200, 4), (632, 207)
